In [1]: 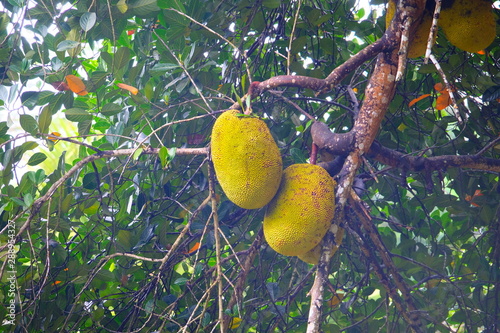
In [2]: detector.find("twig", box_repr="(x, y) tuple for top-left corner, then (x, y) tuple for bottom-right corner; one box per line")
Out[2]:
(0, 147), (209, 246)
(207, 159), (226, 332)
(267, 90), (315, 120)
(287, 0), (302, 75)
(349, 192), (424, 332)
(428, 54), (462, 124)
(424, 0), (441, 63)
(165, 7), (252, 84)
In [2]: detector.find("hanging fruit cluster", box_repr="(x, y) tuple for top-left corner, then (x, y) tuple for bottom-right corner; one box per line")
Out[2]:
(386, 0), (497, 56)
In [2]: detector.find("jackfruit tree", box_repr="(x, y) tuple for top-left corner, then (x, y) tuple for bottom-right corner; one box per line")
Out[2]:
(0, 0), (499, 332)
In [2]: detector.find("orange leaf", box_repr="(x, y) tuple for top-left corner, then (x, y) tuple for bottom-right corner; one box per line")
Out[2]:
(65, 75), (88, 96)
(434, 82), (455, 93)
(465, 190), (483, 207)
(48, 132), (61, 142)
(434, 83), (444, 93)
(117, 83), (139, 95)
(436, 91), (452, 110)
(476, 50), (486, 55)
(51, 281), (62, 286)
(184, 242), (201, 254)
(408, 93), (431, 107)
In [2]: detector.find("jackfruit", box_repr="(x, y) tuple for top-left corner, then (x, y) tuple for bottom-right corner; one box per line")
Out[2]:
(211, 110), (283, 209)
(439, 0), (496, 53)
(263, 164), (336, 257)
(298, 225), (344, 265)
(385, 0), (435, 58)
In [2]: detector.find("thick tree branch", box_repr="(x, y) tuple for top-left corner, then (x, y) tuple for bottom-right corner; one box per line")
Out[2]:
(308, 2), (427, 332)
(312, 128), (500, 174)
(368, 141), (500, 173)
(311, 122), (355, 156)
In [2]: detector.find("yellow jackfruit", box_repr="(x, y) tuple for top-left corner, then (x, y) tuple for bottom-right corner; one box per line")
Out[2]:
(298, 225), (344, 265)
(263, 164), (336, 256)
(211, 110), (283, 209)
(385, 0), (435, 58)
(439, 0), (496, 53)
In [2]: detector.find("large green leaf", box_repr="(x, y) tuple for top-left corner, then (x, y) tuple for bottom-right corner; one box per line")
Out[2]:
(130, 0), (160, 16)
(65, 108), (92, 122)
(20, 114), (38, 134)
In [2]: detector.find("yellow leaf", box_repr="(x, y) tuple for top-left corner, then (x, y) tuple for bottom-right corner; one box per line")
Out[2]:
(117, 83), (139, 95)
(426, 278), (444, 288)
(328, 292), (345, 308)
(65, 75), (88, 96)
(229, 317), (242, 329)
(397, 123), (407, 132)
(117, 0), (128, 13)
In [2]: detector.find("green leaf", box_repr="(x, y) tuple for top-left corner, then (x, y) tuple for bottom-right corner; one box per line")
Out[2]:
(114, 47), (130, 71)
(101, 103), (122, 116)
(150, 63), (180, 74)
(130, 0), (160, 16)
(38, 105), (52, 134)
(82, 173), (97, 190)
(174, 277), (188, 286)
(20, 114), (38, 134)
(79, 12), (96, 32)
(133, 147), (143, 160)
(262, 0), (281, 9)
(13, 141), (38, 163)
(482, 86), (500, 103)
(56, 40), (80, 51)
(65, 108), (92, 122)
(27, 152), (47, 166)
(37, 91), (55, 105)
(21, 91), (39, 110)
(0, 121), (8, 137)
(158, 146), (168, 168)
(78, 120), (92, 136)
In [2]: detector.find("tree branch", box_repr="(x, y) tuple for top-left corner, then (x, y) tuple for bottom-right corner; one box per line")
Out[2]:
(367, 140), (500, 173)
(349, 192), (424, 332)
(1, 146), (209, 250)
(312, 128), (500, 174)
(222, 228), (264, 331)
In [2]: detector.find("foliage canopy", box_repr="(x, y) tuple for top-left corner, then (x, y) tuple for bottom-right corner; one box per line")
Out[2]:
(0, 0), (499, 332)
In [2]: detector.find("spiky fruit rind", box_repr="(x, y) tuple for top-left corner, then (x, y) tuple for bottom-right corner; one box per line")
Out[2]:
(211, 110), (283, 209)
(407, 14), (434, 58)
(263, 164), (335, 256)
(439, 0), (496, 53)
(298, 225), (344, 265)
